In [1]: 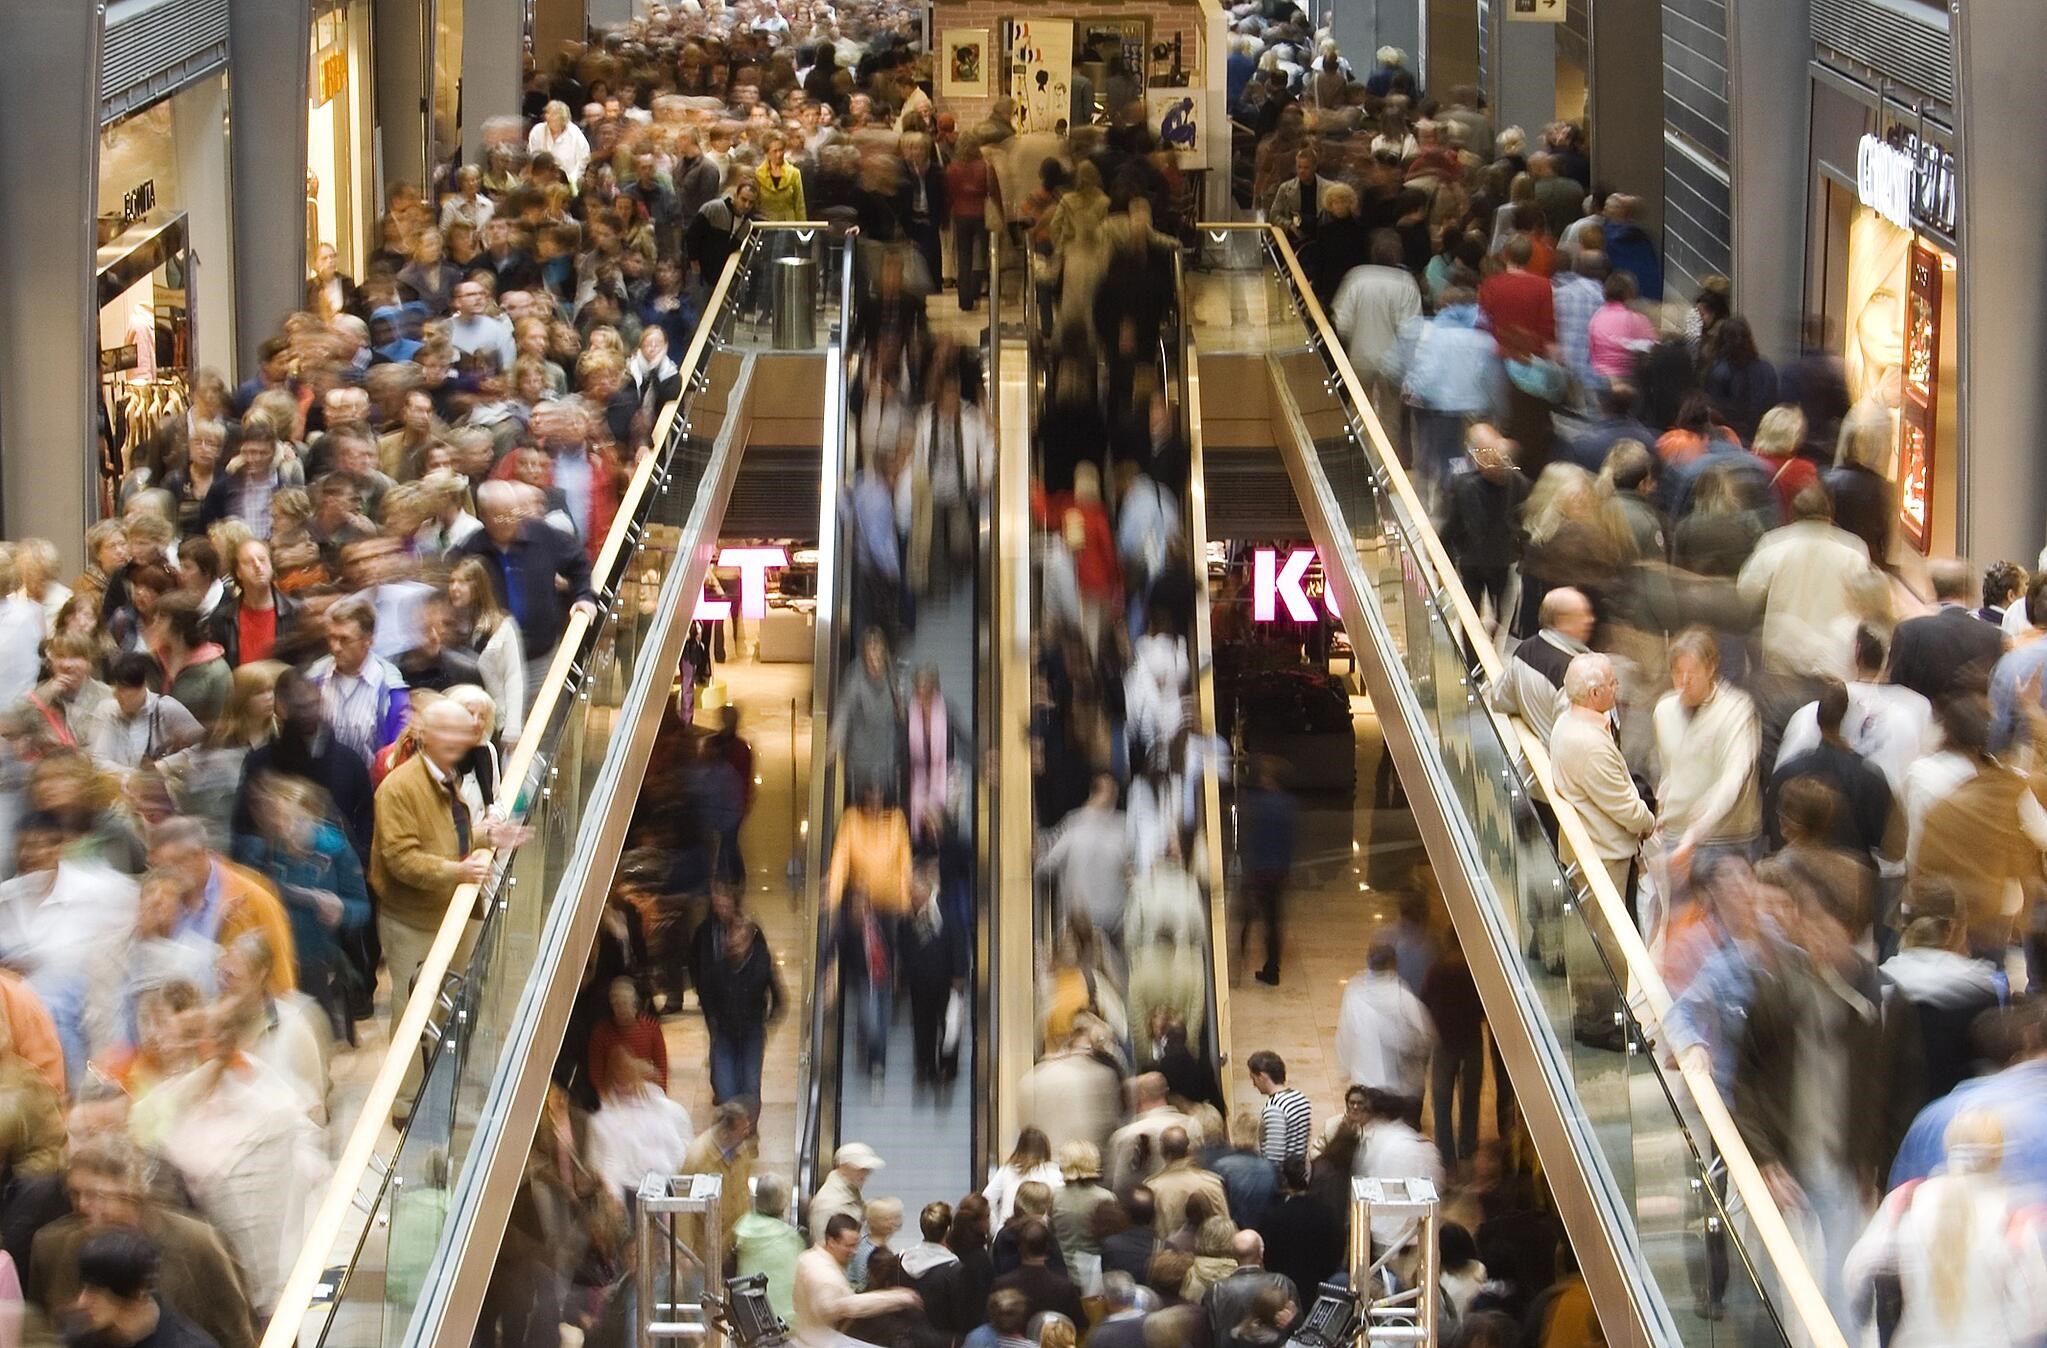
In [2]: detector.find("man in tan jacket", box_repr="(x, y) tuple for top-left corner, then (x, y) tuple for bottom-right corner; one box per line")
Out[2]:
(369, 699), (525, 1107)
(1550, 653), (1655, 901)
(1145, 1126), (1229, 1237)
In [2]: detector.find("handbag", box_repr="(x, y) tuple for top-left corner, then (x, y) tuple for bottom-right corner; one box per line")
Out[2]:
(941, 986), (964, 1055)
(1506, 354), (1569, 405)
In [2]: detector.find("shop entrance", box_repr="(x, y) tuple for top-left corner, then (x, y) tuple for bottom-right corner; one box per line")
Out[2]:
(1812, 176), (1960, 556)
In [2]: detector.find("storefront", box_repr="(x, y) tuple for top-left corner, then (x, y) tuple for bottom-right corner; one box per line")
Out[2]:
(308, 0), (378, 282)
(1805, 63), (1960, 557)
(94, 73), (237, 515)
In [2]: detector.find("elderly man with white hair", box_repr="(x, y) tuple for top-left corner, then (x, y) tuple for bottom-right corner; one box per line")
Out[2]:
(528, 100), (591, 184)
(1550, 652), (1654, 902)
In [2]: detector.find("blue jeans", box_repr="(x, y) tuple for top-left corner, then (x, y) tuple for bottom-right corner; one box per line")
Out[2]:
(710, 1022), (765, 1105)
(855, 980), (891, 1074)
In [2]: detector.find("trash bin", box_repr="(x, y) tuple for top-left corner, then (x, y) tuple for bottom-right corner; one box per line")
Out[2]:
(771, 255), (817, 350)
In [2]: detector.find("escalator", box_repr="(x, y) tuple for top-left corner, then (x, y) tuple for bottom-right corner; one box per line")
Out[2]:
(792, 240), (1002, 1218)
(256, 224), (901, 1348)
(1017, 234), (1234, 1116)
(1184, 225), (1850, 1348)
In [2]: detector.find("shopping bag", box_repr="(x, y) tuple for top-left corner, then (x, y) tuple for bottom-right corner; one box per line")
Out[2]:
(941, 987), (964, 1055)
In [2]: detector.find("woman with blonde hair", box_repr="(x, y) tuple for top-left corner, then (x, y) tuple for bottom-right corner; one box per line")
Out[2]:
(1843, 1110), (2047, 1346)
(1045, 161), (1111, 346)
(1517, 461), (1629, 635)
(1751, 403), (1817, 518)
(163, 659), (284, 842)
(447, 556), (526, 742)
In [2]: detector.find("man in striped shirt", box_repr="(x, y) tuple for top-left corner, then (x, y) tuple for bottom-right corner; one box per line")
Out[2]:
(1248, 1051), (1312, 1166)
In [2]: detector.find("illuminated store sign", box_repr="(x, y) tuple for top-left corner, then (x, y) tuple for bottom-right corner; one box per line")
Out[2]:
(1253, 548), (1337, 621)
(694, 546), (788, 620)
(1857, 131), (1957, 236)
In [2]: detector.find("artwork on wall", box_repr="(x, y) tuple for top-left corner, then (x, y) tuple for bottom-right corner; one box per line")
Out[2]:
(1008, 19), (1073, 134)
(939, 28), (990, 98)
(1147, 88), (1204, 168)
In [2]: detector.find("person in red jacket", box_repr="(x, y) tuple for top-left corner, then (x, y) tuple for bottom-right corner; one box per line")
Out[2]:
(586, 975), (669, 1099)
(1037, 462), (1122, 614)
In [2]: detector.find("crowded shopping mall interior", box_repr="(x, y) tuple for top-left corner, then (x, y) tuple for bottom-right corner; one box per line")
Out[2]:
(0, 1), (2041, 1347)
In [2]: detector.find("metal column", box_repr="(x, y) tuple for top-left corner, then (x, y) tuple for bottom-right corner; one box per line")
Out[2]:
(229, 0), (314, 376)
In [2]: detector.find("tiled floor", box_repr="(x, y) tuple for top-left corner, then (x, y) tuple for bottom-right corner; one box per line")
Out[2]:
(658, 653), (816, 1174)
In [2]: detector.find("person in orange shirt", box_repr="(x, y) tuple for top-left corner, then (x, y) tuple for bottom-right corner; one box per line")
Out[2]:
(826, 784), (913, 917)
(145, 817), (297, 998)
(0, 968), (65, 1097)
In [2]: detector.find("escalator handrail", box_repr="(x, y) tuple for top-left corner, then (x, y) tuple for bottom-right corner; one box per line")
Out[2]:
(794, 228), (860, 1212)
(968, 228), (1003, 1179)
(1168, 245), (1235, 1104)
(257, 235), (756, 1348)
(1203, 220), (1850, 1348)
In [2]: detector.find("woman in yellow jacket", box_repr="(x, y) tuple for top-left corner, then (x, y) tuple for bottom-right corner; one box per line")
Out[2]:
(753, 133), (808, 221)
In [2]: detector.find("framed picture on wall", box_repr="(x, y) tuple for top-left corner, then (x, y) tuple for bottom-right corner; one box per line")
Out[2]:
(1075, 17), (1149, 82)
(1008, 20), (1073, 134)
(940, 28), (990, 98)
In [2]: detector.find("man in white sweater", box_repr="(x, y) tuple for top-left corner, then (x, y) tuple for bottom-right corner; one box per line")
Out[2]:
(1652, 628), (1762, 882)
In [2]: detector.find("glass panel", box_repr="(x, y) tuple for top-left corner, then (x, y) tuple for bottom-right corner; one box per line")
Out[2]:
(1185, 227), (1811, 1347)
(300, 227), (810, 1348)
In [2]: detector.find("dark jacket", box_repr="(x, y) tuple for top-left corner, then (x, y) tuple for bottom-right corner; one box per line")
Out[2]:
(1256, 1192), (1344, 1302)
(234, 729), (377, 867)
(990, 1261), (1086, 1330)
(207, 587), (300, 668)
(1100, 1226), (1159, 1284)
(1208, 1147), (1280, 1229)
(690, 919), (785, 1036)
(1825, 461), (1894, 565)
(396, 641), (484, 694)
(1733, 952), (1922, 1191)
(1886, 603), (2004, 704)
(1439, 461), (1530, 577)
(453, 521), (597, 656)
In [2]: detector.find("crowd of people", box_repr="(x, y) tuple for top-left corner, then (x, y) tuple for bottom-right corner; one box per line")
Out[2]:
(10, 0), (2045, 1343)
(1229, 38), (2047, 1341)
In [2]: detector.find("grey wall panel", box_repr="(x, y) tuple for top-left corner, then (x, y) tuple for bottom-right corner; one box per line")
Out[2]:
(1726, 0), (1811, 356)
(230, 0), (312, 376)
(1952, 0), (2047, 563)
(0, 0), (102, 564)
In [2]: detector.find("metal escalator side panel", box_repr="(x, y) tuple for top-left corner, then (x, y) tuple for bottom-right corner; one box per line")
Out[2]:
(992, 314), (1039, 1162)
(405, 353), (766, 1348)
(794, 240), (857, 1212)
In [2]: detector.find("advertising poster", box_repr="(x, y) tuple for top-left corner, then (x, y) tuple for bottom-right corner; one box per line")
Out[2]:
(1009, 20), (1073, 134)
(1146, 88), (1204, 168)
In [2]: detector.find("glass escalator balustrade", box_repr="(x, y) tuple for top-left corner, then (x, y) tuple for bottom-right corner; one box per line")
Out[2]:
(1183, 222), (1848, 1348)
(797, 229), (995, 1217)
(265, 224), (842, 1348)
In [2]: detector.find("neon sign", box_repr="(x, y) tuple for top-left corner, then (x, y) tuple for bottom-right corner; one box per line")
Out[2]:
(694, 546), (788, 621)
(1252, 548), (1336, 621)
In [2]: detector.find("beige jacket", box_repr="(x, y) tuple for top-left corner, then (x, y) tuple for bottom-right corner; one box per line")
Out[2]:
(1550, 707), (1655, 862)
